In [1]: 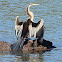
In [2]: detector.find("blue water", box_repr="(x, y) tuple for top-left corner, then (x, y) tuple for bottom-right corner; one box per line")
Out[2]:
(0, 0), (62, 62)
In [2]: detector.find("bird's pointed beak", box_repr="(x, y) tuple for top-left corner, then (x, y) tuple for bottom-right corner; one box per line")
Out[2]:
(32, 3), (40, 6)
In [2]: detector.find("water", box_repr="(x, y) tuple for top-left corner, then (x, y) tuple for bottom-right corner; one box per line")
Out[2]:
(0, 0), (62, 62)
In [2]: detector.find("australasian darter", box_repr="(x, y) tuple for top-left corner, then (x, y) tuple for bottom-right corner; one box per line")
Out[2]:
(15, 3), (45, 43)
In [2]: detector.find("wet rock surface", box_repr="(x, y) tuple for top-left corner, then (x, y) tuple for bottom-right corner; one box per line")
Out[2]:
(0, 39), (56, 53)
(0, 41), (11, 51)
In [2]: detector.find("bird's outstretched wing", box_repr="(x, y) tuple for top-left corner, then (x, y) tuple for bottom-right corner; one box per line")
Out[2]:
(29, 19), (44, 38)
(15, 16), (23, 40)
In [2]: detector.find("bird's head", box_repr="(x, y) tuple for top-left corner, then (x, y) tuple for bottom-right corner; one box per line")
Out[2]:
(29, 3), (39, 6)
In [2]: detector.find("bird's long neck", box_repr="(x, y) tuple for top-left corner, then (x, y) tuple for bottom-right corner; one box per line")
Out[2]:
(27, 5), (34, 22)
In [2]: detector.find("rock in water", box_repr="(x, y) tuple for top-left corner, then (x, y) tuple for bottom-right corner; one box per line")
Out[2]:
(0, 41), (11, 51)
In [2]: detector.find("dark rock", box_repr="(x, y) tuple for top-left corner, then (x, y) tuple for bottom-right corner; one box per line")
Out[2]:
(41, 39), (56, 49)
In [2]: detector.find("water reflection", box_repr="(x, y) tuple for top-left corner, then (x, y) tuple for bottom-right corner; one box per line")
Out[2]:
(13, 51), (43, 62)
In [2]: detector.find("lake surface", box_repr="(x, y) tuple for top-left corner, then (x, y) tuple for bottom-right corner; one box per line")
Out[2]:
(0, 0), (62, 62)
